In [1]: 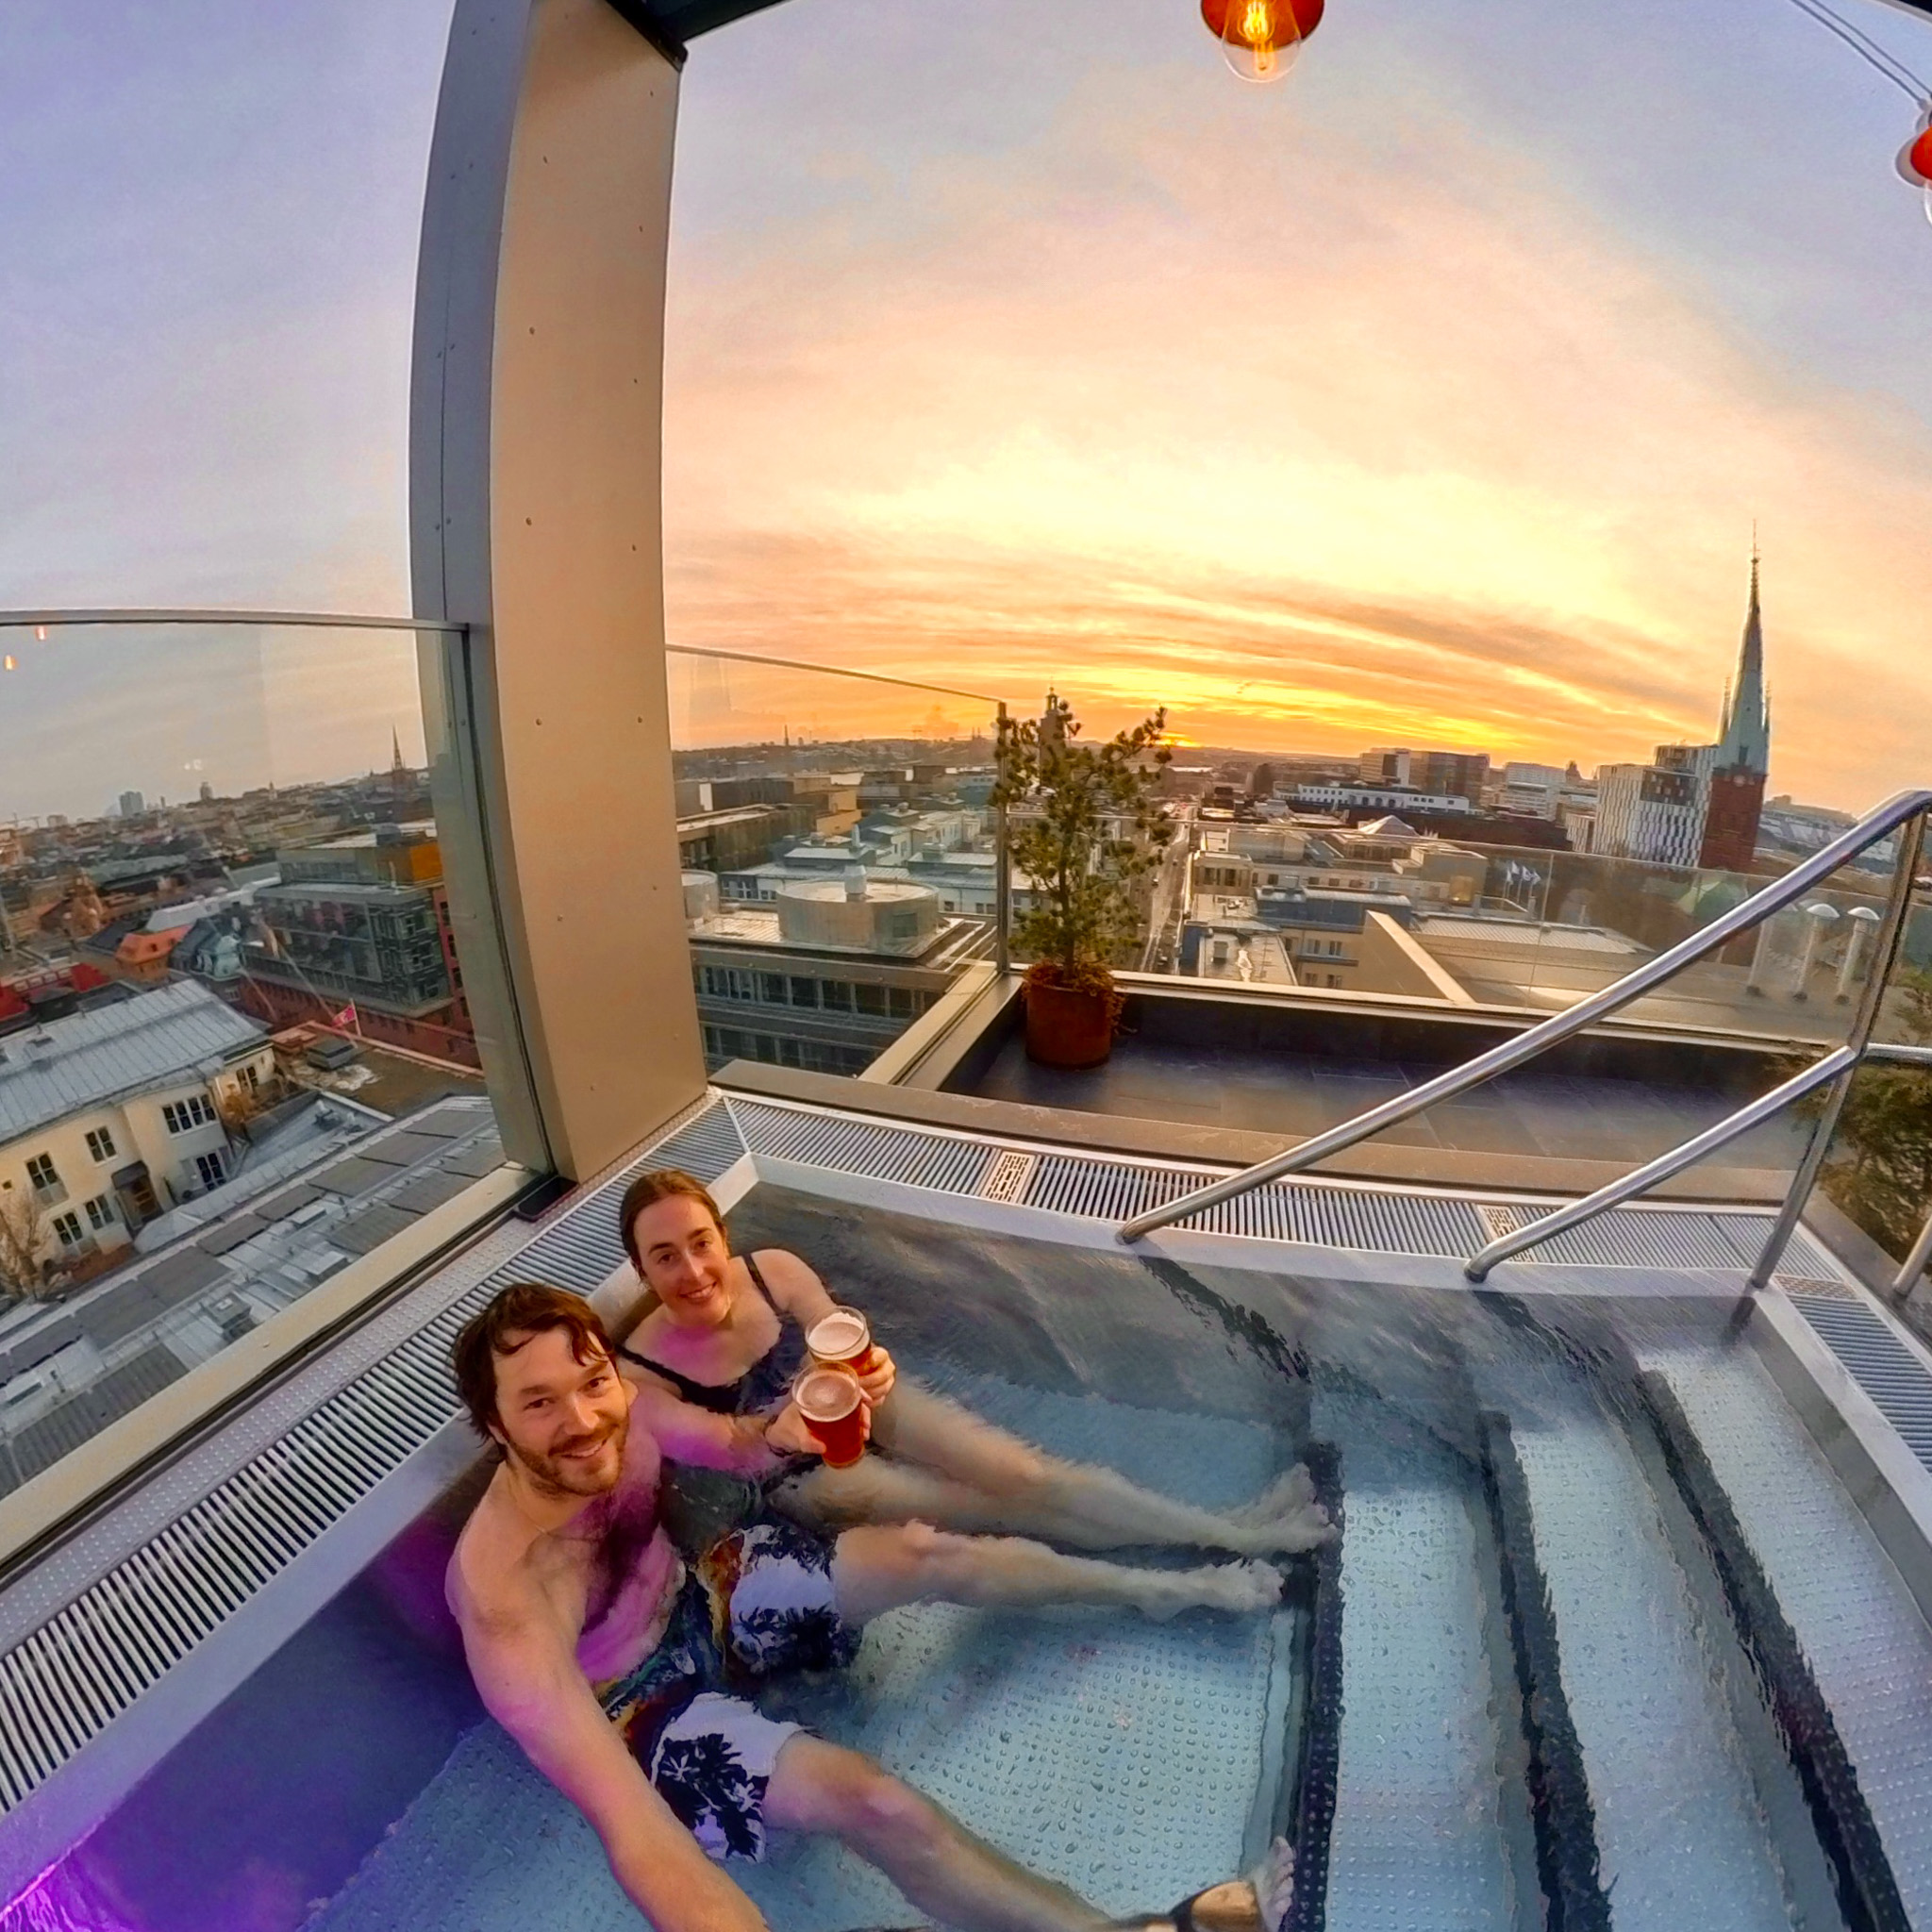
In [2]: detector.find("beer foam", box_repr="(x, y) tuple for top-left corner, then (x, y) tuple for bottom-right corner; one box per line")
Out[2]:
(808, 1310), (868, 1357)
(794, 1366), (859, 1419)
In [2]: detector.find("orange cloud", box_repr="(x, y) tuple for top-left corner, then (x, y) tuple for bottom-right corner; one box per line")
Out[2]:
(664, 63), (1932, 807)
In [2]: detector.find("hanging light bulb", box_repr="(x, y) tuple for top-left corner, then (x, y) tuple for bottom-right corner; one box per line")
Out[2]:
(2, 657), (15, 674)
(1201, 0), (1324, 84)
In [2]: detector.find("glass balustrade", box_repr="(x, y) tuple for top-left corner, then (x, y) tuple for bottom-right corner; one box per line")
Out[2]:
(0, 616), (508, 1508)
(664, 646), (1003, 1077)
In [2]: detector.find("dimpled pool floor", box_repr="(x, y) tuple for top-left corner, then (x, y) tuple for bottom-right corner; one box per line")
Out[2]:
(308, 1369), (1297, 1932)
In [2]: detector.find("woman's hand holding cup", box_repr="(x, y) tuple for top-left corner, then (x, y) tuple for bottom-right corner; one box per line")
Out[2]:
(807, 1307), (894, 1405)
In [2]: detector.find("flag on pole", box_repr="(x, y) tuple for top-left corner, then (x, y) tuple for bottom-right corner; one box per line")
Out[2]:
(330, 1003), (358, 1032)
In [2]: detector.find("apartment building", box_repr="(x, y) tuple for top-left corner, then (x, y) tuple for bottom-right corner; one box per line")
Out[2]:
(0, 981), (275, 1285)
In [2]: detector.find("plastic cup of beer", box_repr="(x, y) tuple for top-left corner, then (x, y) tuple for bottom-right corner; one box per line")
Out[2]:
(792, 1364), (866, 1470)
(807, 1307), (874, 1374)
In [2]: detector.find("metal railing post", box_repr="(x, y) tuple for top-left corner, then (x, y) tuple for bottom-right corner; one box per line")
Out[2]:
(1749, 808), (1927, 1291)
(994, 701), (1012, 978)
(1892, 1207), (1932, 1303)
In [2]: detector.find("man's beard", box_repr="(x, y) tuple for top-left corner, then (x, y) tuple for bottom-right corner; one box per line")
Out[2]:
(510, 1407), (628, 1498)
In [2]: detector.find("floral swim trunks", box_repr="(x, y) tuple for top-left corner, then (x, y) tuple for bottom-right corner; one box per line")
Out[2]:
(596, 1517), (861, 1862)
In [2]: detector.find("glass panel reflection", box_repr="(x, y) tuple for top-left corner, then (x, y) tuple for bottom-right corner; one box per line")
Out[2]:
(0, 619), (501, 1494)
(665, 648), (1001, 1076)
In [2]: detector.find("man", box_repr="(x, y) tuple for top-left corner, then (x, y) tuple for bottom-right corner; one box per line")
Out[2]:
(446, 1281), (1288, 1932)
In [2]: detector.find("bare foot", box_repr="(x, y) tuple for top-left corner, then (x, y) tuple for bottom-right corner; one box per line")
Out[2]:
(1168, 1840), (1293, 1932)
(1231, 1465), (1317, 1525)
(1141, 1558), (1283, 1621)
(1224, 1467), (1334, 1555)
(1254, 1839), (1294, 1932)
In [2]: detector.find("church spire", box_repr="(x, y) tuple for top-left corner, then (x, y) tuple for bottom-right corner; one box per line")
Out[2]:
(1713, 539), (1770, 776)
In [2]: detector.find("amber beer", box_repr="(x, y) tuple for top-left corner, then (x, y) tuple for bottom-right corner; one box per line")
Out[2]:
(807, 1307), (874, 1373)
(792, 1365), (866, 1469)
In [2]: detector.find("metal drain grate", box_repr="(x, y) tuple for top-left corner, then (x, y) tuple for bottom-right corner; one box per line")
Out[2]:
(0, 1099), (745, 1818)
(1521, 1209), (1748, 1273)
(978, 1151), (1039, 1204)
(1199, 1183), (1489, 1256)
(1477, 1204), (1524, 1242)
(1787, 1294), (1932, 1475)
(518, 1101), (749, 1293)
(729, 1100), (993, 1195)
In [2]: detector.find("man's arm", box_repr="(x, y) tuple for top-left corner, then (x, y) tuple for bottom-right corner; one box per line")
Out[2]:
(459, 1577), (768, 1932)
(624, 1366), (821, 1474)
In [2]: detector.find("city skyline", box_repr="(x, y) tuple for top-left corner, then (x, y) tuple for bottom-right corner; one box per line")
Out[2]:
(2, 0), (1930, 813)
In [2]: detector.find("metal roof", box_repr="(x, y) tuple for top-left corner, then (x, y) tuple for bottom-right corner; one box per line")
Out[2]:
(0, 982), (266, 1148)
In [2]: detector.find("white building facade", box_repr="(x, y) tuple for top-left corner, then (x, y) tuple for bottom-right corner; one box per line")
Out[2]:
(0, 983), (275, 1284)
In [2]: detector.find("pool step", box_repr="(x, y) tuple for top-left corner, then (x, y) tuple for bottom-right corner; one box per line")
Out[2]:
(1475, 1413), (1611, 1932)
(1310, 1387), (1528, 1932)
(1274, 1442), (1343, 1932)
(1636, 1368), (1912, 1932)
(1494, 1377), (1813, 1932)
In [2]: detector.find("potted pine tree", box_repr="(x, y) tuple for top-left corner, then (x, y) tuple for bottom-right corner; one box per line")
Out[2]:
(993, 694), (1172, 1070)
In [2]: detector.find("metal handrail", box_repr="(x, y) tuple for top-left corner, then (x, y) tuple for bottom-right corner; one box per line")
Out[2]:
(0, 608), (468, 634)
(665, 642), (1004, 708)
(1119, 786), (1932, 1244)
(1462, 1047), (1858, 1280)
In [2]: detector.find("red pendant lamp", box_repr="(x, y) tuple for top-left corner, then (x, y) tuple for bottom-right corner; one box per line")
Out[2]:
(1902, 119), (1932, 225)
(1202, 0), (1324, 83)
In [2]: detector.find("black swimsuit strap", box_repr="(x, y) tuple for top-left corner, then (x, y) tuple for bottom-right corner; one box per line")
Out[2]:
(741, 1250), (782, 1314)
(619, 1253), (791, 1411)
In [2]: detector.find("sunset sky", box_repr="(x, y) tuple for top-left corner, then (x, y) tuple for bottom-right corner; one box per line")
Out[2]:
(3, 0), (1929, 816)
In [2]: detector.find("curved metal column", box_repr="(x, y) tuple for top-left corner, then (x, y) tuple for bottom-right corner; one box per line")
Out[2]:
(411, 0), (704, 1179)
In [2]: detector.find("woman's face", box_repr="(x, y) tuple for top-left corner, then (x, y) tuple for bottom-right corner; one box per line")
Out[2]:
(631, 1194), (735, 1328)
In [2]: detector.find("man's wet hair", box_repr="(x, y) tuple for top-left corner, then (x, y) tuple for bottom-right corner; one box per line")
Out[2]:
(450, 1282), (614, 1439)
(618, 1167), (724, 1277)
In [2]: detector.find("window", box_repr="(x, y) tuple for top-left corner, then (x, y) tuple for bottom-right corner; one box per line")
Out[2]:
(1324, 974), (1342, 988)
(759, 974), (787, 1005)
(239, 1063), (261, 1094)
(85, 1126), (117, 1163)
(162, 1094), (216, 1134)
(84, 1195), (117, 1233)
(25, 1153), (59, 1193)
(193, 1150), (226, 1191)
(855, 984), (888, 1017)
(820, 981), (854, 1012)
(51, 1210), (84, 1248)
(789, 976), (819, 1008)
(1327, 940), (1344, 958)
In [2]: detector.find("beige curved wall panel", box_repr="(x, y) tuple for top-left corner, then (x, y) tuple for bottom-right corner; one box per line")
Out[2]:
(412, 0), (705, 1179)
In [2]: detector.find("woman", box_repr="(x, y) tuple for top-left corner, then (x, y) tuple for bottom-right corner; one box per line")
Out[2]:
(598, 1168), (1332, 1557)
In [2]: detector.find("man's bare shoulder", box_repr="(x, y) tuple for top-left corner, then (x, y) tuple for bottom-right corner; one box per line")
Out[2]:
(449, 1465), (546, 1632)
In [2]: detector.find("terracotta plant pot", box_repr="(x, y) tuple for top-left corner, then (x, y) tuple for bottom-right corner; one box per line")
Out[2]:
(1023, 974), (1117, 1070)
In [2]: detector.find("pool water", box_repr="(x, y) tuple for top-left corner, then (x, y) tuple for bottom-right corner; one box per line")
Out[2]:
(16, 1185), (1932, 1932)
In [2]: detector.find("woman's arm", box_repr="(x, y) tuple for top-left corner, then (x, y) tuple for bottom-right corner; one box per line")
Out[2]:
(752, 1249), (897, 1405)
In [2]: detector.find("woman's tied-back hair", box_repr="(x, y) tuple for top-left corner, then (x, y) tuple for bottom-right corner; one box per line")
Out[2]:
(619, 1167), (725, 1276)
(451, 1282), (613, 1439)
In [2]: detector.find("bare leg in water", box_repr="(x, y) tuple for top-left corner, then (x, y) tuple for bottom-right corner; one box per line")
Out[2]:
(777, 1382), (1330, 1557)
(749, 1527), (1284, 1932)
(766, 1734), (1110, 1932)
(766, 1735), (1296, 1932)
(830, 1521), (1281, 1624)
